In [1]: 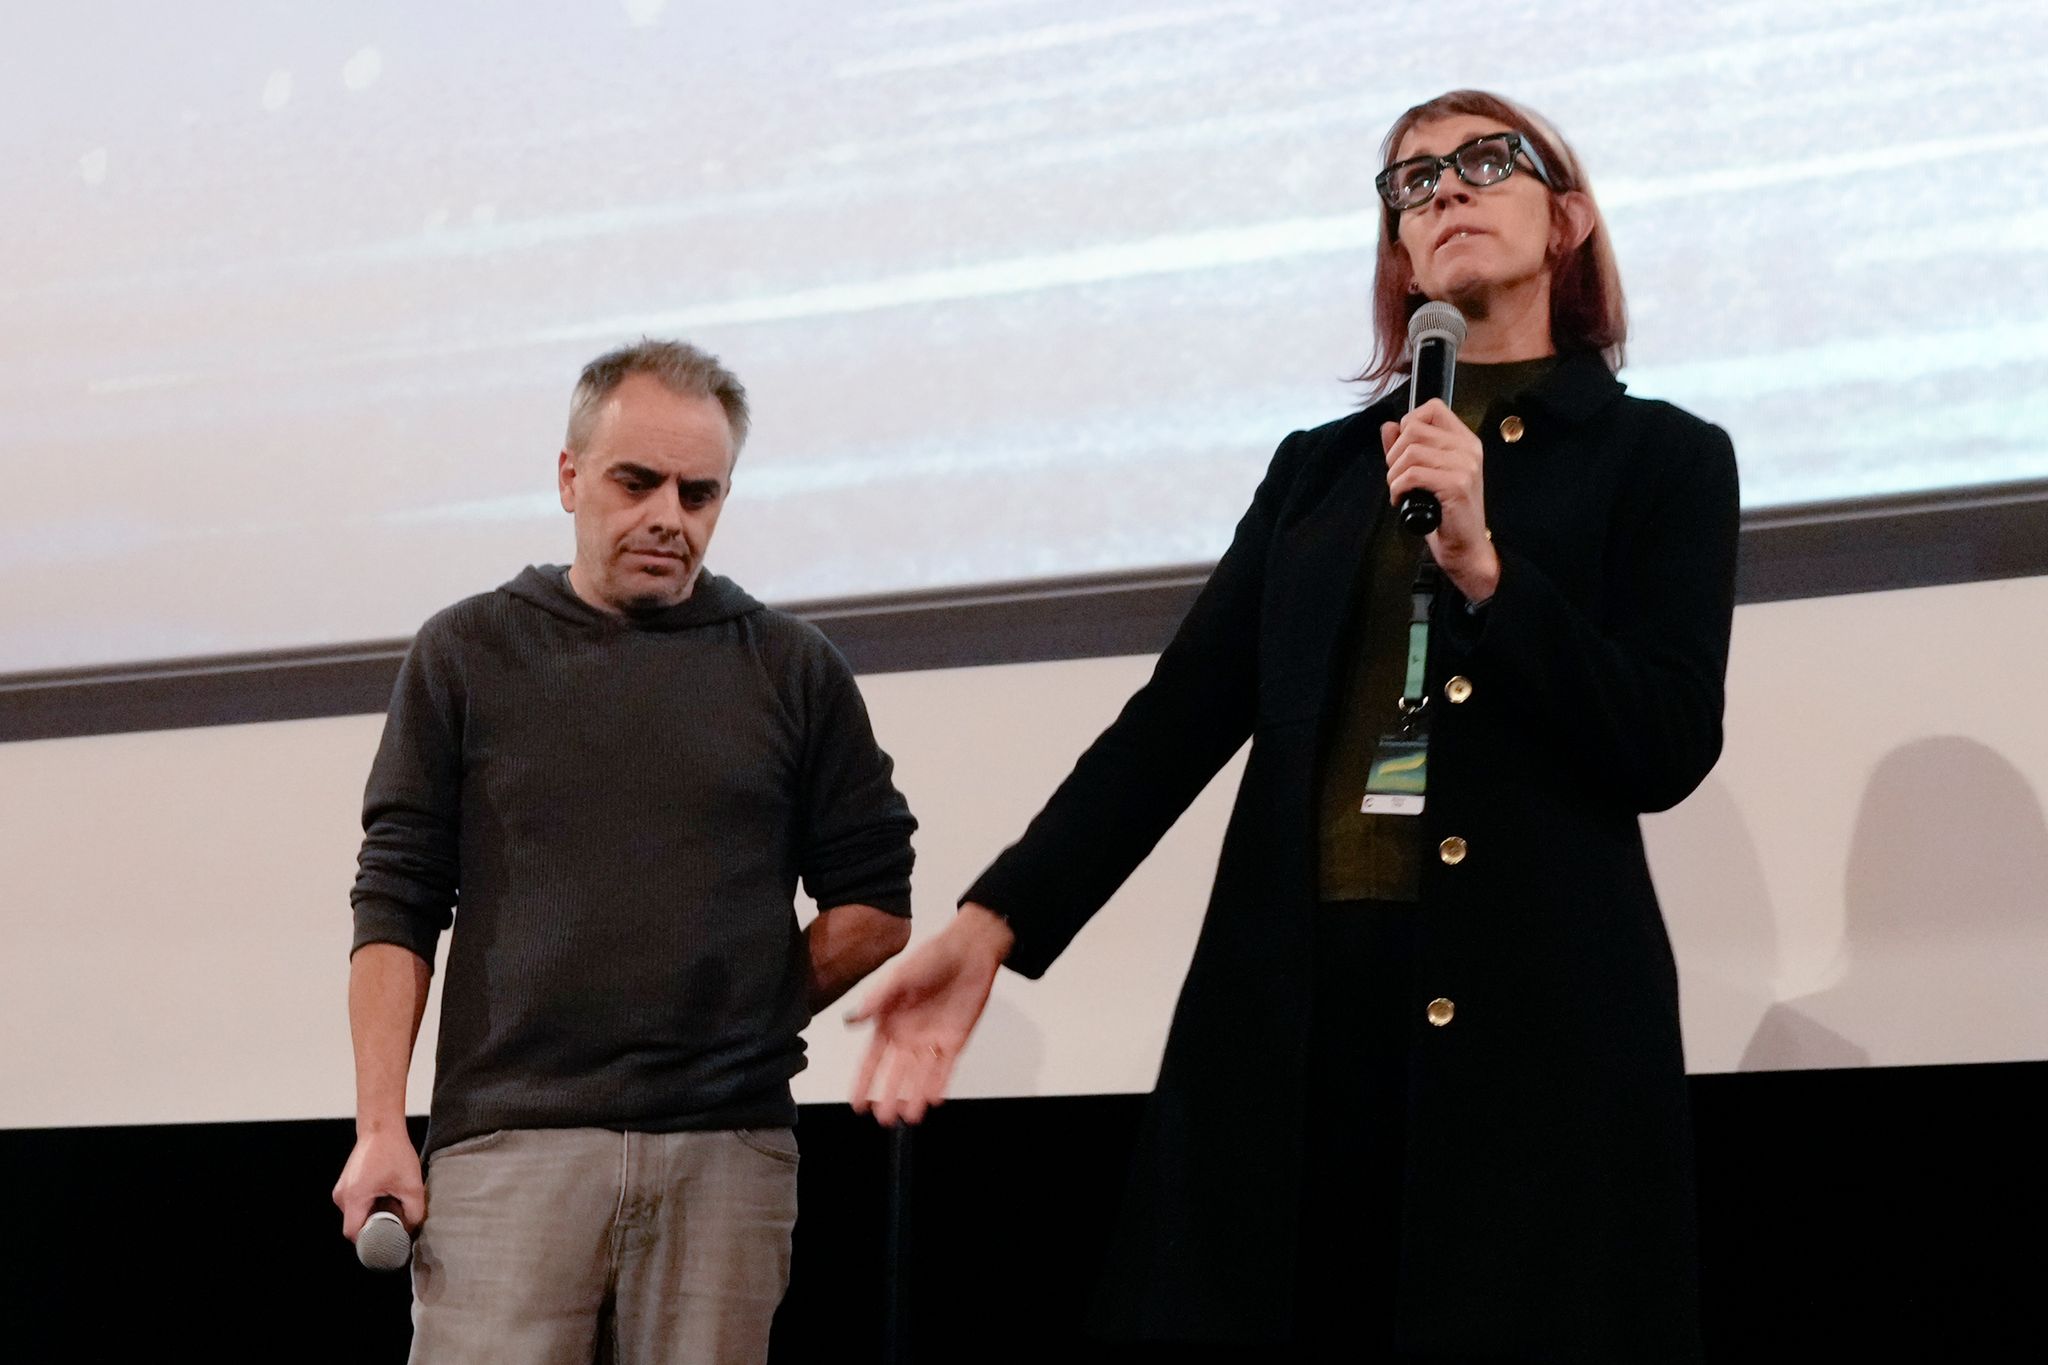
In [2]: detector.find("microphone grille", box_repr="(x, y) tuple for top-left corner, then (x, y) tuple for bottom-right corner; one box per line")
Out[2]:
(1409, 300), (1467, 350)
(356, 1211), (413, 1272)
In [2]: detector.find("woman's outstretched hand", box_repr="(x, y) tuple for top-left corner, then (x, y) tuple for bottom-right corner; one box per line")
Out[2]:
(847, 902), (1015, 1125)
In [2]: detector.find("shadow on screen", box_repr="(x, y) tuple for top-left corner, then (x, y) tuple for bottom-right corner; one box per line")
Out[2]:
(1654, 775), (1863, 1070)
(1743, 735), (2048, 1070)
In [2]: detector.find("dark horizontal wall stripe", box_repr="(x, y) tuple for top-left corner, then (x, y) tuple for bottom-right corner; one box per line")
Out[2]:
(1735, 476), (2048, 605)
(0, 639), (415, 744)
(790, 562), (1212, 676)
(5, 479), (2045, 743)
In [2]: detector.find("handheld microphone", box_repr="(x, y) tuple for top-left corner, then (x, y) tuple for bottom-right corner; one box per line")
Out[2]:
(356, 1195), (412, 1272)
(1397, 300), (1468, 536)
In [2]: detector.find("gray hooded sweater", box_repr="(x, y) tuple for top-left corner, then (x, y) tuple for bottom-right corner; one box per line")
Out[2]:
(351, 565), (916, 1156)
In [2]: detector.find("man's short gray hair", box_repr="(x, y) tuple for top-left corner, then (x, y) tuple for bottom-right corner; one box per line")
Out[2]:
(565, 338), (751, 458)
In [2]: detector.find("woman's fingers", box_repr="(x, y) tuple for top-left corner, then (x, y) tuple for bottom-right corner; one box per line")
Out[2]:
(867, 1034), (911, 1126)
(862, 1034), (953, 1126)
(1386, 412), (1482, 507)
(847, 919), (1005, 1125)
(850, 1028), (889, 1113)
(927, 1045), (962, 1111)
(898, 1046), (945, 1125)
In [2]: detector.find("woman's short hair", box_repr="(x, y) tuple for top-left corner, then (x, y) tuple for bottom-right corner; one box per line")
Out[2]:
(1360, 90), (1627, 389)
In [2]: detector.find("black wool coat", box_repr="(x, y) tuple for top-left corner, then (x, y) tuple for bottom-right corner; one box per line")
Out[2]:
(966, 351), (1740, 1363)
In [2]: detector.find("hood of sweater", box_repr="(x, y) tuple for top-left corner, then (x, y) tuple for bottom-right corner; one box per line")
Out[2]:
(501, 564), (763, 632)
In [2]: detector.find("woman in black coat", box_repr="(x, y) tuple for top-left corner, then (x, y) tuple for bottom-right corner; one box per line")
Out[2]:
(853, 90), (1739, 1364)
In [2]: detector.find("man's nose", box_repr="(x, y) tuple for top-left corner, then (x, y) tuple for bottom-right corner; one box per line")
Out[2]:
(647, 483), (684, 534)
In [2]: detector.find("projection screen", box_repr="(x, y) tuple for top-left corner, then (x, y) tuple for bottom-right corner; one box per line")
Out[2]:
(4, 0), (2045, 673)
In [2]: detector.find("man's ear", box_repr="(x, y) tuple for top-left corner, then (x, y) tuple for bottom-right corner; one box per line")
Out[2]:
(557, 448), (577, 514)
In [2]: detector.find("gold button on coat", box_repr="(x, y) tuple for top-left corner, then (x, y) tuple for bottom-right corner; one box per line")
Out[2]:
(1445, 676), (1473, 704)
(1499, 415), (1525, 443)
(1439, 836), (1468, 865)
(1427, 998), (1456, 1027)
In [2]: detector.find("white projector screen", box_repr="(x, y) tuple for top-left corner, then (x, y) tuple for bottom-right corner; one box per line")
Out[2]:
(4, 0), (2046, 673)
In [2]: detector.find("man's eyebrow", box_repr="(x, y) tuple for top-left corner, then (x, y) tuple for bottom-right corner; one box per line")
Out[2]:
(605, 461), (722, 495)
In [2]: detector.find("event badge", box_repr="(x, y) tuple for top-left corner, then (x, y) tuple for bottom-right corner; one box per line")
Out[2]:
(1362, 735), (1427, 816)
(1360, 567), (1435, 817)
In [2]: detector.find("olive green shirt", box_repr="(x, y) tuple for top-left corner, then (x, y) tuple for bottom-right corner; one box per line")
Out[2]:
(1315, 356), (1558, 903)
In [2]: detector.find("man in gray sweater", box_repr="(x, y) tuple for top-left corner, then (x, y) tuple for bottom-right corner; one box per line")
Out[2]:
(331, 339), (916, 1364)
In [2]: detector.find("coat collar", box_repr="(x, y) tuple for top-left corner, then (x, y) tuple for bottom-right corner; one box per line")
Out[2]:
(1515, 348), (1626, 425)
(1359, 348), (1625, 428)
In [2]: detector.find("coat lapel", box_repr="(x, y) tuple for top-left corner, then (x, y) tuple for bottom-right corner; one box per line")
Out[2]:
(1261, 406), (1396, 712)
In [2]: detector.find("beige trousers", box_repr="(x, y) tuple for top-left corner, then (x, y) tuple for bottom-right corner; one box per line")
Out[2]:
(408, 1126), (799, 1365)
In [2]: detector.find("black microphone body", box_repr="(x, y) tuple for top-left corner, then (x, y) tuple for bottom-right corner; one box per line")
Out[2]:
(1397, 301), (1468, 536)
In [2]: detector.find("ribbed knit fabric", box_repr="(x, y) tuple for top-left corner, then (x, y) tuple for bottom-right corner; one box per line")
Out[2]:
(351, 565), (917, 1157)
(1315, 357), (1560, 902)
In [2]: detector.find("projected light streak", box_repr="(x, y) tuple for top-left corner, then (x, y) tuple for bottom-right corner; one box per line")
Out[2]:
(907, 50), (1232, 116)
(359, 382), (2048, 539)
(380, 408), (1297, 528)
(833, 6), (1267, 80)
(1721, 396), (2048, 504)
(1836, 208), (2048, 265)
(863, 0), (1067, 28)
(1506, 0), (2042, 97)
(296, 96), (1395, 269)
(340, 80), (2045, 284)
(25, 77), (2003, 319)
(1626, 322), (2048, 405)
(1739, 396), (2048, 460)
(38, 45), (2034, 305)
(0, 511), (328, 569)
(22, 94), (1382, 289)
(84, 373), (205, 397)
(520, 213), (1376, 346)
(1738, 445), (2048, 508)
(37, 174), (2034, 402)
(1600, 127), (2048, 210)
(803, 90), (1389, 175)
(38, 303), (2040, 419)
(1561, 55), (2048, 144)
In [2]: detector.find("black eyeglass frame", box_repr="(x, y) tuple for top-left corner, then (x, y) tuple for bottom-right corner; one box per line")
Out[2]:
(1375, 131), (1556, 213)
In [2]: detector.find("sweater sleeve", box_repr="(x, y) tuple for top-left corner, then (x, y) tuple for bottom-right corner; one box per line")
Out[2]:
(795, 637), (918, 917)
(964, 430), (1311, 978)
(351, 615), (465, 966)
(1441, 416), (1740, 813)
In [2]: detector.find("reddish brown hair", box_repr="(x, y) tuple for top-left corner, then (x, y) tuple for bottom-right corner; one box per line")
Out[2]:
(1358, 90), (1627, 390)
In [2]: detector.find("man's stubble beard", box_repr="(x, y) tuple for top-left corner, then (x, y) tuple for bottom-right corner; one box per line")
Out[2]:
(615, 566), (698, 616)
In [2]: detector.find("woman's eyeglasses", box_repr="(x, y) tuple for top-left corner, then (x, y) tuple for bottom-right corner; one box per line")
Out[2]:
(1375, 131), (1555, 213)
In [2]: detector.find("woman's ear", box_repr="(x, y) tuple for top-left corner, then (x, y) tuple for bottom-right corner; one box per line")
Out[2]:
(1552, 189), (1597, 258)
(1393, 242), (1421, 295)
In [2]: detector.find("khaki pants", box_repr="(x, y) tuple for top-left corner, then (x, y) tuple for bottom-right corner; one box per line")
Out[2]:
(409, 1127), (799, 1365)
